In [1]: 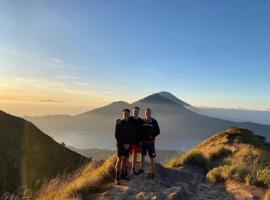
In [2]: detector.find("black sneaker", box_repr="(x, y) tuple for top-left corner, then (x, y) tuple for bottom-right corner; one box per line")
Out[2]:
(137, 169), (144, 175)
(147, 172), (154, 179)
(131, 168), (138, 176)
(120, 174), (130, 181)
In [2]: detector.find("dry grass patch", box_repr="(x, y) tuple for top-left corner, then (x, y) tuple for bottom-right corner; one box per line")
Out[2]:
(166, 151), (209, 170)
(208, 147), (232, 162)
(35, 155), (116, 200)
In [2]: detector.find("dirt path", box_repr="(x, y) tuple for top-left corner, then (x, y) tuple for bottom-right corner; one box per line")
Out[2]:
(94, 164), (235, 200)
(82, 164), (264, 200)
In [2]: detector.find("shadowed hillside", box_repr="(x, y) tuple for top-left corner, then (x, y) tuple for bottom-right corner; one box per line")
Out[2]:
(0, 111), (88, 198)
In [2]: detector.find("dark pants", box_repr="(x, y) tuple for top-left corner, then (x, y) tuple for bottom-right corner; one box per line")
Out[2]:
(141, 142), (156, 158)
(116, 143), (130, 157)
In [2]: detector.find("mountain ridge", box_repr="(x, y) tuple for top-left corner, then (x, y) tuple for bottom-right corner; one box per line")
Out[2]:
(158, 91), (190, 106)
(23, 91), (270, 150)
(0, 110), (88, 197)
(133, 93), (180, 106)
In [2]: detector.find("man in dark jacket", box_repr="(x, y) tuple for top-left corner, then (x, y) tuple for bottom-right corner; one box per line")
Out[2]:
(114, 108), (134, 185)
(129, 106), (143, 176)
(137, 108), (160, 178)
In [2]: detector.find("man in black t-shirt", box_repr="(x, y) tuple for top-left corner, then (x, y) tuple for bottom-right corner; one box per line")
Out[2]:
(129, 106), (143, 176)
(137, 108), (160, 178)
(114, 108), (134, 185)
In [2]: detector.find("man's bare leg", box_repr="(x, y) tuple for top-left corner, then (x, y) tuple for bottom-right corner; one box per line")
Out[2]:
(131, 153), (137, 175)
(136, 154), (145, 175)
(115, 156), (124, 184)
(141, 155), (145, 170)
(121, 157), (126, 175)
(150, 157), (155, 174)
(115, 157), (122, 173)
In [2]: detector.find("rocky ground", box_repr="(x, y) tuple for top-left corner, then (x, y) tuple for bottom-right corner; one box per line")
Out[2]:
(84, 164), (264, 200)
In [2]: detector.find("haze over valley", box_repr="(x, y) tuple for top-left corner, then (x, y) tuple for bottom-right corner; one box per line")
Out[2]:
(25, 92), (270, 151)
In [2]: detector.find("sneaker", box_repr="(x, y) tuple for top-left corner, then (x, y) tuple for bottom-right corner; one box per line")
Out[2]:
(120, 175), (130, 181)
(120, 170), (128, 179)
(115, 179), (120, 185)
(147, 172), (154, 178)
(137, 169), (144, 175)
(131, 169), (138, 176)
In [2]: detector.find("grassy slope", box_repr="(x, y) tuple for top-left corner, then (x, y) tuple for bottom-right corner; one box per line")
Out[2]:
(0, 111), (88, 198)
(35, 155), (116, 200)
(166, 127), (270, 198)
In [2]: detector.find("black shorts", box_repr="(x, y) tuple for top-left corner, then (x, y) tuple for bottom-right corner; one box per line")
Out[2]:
(116, 143), (130, 157)
(142, 142), (156, 158)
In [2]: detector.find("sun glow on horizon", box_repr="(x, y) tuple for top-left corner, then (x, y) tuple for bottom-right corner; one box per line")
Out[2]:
(1, 1), (270, 116)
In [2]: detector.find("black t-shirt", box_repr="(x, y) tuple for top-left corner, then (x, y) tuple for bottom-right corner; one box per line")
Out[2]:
(141, 118), (160, 142)
(129, 116), (143, 145)
(115, 119), (135, 145)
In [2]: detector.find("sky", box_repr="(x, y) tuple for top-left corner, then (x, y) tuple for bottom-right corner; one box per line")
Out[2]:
(0, 0), (270, 116)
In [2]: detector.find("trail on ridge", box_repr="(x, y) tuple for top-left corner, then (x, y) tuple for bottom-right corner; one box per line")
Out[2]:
(85, 164), (262, 200)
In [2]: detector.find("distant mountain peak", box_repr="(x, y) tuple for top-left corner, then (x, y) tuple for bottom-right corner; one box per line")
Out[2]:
(135, 93), (178, 105)
(157, 91), (191, 106)
(110, 101), (129, 105)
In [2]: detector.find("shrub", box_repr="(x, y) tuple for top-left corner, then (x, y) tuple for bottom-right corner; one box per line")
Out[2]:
(255, 169), (270, 185)
(221, 157), (232, 166)
(208, 164), (270, 187)
(208, 147), (232, 162)
(228, 165), (250, 182)
(207, 164), (251, 183)
(170, 151), (209, 170)
(207, 165), (230, 183)
(165, 157), (181, 168)
(166, 151), (209, 170)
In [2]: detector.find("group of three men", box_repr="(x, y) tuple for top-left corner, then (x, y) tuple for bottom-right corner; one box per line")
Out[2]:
(114, 106), (160, 185)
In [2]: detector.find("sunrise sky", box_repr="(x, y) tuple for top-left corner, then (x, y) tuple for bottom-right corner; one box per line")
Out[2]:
(1, 0), (270, 116)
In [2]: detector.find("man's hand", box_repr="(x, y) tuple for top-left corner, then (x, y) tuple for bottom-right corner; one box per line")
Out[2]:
(123, 144), (130, 150)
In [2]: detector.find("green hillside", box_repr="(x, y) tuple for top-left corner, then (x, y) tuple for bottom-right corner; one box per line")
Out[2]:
(167, 127), (270, 188)
(0, 110), (88, 198)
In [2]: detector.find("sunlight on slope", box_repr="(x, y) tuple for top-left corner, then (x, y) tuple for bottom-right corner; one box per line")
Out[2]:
(35, 155), (116, 200)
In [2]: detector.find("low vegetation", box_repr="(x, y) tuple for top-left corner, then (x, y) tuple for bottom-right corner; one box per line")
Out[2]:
(208, 147), (232, 162)
(166, 127), (270, 192)
(264, 189), (270, 200)
(34, 155), (116, 200)
(165, 151), (209, 170)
